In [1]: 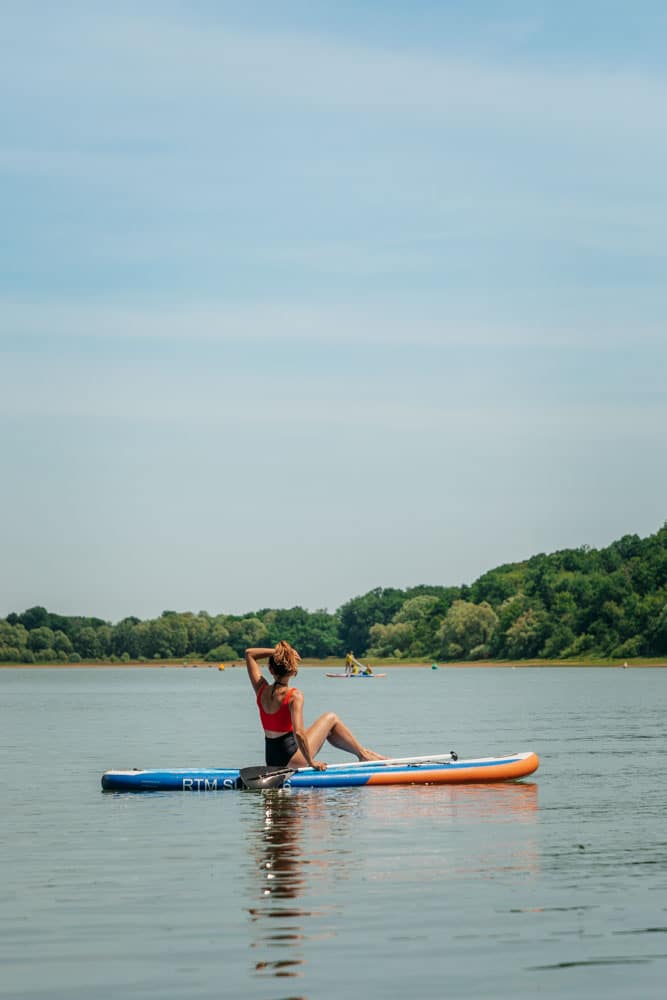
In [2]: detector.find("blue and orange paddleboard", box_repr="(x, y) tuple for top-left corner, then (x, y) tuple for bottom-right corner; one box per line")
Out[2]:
(101, 750), (539, 792)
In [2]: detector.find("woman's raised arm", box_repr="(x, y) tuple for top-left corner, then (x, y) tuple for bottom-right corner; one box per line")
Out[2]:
(245, 647), (275, 694)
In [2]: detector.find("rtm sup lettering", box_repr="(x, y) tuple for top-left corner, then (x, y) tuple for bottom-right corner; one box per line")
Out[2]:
(182, 778), (221, 791)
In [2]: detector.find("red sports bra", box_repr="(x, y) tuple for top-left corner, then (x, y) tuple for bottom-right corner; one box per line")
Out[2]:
(256, 679), (294, 732)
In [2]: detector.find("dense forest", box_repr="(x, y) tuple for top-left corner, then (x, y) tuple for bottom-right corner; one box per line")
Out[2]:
(2, 525), (667, 663)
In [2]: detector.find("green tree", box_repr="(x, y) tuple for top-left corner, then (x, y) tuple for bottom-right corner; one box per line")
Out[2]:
(647, 600), (667, 654)
(393, 595), (441, 657)
(227, 617), (269, 651)
(76, 627), (101, 659)
(147, 620), (175, 659)
(367, 621), (414, 658)
(297, 611), (341, 658)
(504, 609), (549, 659)
(96, 625), (113, 658)
(262, 607), (339, 658)
(183, 613), (213, 654)
(18, 606), (50, 631)
(204, 644), (239, 662)
(207, 621), (232, 653)
(27, 627), (55, 652)
(470, 566), (524, 605)
(540, 624), (576, 658)
(111, 618), (142, 658)
(339, 588), (407, 654)
(0, 622), (28, 650)
(0, 645), (21, 662)
(436, 601), (499, 660)
(53, 630), (73, 655)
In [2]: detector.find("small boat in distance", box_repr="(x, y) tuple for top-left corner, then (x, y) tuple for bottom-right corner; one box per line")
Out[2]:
(325, 672), (386, 678)
(336, 652), (381, 677)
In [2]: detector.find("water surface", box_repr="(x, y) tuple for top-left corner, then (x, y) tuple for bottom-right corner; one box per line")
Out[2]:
(1, 666), (665, 999)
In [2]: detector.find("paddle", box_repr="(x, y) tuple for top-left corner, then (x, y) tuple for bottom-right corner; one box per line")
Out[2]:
(238, 765), (297, 789)
(239, 751), (458, 790)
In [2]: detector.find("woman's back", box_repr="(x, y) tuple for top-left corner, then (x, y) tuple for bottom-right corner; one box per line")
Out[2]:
(256, 679), (294, 733)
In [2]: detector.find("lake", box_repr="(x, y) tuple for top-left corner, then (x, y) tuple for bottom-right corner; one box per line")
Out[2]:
(1, 665), (666, 999)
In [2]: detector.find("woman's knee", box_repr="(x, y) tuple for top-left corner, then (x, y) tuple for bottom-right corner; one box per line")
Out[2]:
(325, 711), (339, 730)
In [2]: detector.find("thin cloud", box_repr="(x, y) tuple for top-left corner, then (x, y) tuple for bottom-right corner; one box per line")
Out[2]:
(1, 345), (664, 441)
(4, 10), (667, 133)
(1, 297), (663, 350)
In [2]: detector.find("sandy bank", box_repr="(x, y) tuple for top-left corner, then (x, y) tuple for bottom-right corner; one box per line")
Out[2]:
(2, 659), (666, 670)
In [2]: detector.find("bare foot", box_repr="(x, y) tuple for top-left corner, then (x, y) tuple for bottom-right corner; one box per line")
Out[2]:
(357, 748), (386, 761)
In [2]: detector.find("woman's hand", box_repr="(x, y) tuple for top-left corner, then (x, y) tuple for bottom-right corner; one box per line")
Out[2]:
(312, 760), (327, 771)
(245, 647), (275, 660)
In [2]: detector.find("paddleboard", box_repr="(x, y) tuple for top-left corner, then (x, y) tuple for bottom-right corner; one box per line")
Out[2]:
(325, 672), (386, 678)
(101, 750), (539, 792)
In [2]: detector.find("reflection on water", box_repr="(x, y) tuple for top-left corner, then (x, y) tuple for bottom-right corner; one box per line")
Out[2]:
(247, 791), (340, 989)
(246, 782), (540, 990)
(357, 781), (540, 882)
(359, 780), (539, 823)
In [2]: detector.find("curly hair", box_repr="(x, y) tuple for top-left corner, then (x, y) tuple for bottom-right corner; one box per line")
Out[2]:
(268, 640), (299, 677)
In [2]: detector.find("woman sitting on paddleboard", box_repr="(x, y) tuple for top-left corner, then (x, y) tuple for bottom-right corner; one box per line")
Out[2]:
(245, 642), (384, 771)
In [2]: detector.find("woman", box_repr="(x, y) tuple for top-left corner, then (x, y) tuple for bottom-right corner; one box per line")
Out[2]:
(245, 642), (384, 771)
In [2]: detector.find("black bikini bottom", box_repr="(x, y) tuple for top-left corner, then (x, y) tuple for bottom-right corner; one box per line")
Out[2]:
(265, 732), (298, 768)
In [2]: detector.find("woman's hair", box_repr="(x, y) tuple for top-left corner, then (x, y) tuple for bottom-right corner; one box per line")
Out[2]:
(268, 640), (299, 677)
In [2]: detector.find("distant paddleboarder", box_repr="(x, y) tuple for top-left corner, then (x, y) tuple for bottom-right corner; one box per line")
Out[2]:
(345, 651), (373, 675)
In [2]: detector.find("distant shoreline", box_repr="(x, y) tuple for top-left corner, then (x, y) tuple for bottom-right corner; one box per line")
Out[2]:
(1, 658), (666, 669)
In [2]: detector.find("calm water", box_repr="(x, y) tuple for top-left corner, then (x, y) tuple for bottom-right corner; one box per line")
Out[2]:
(1, 666), (666, 999)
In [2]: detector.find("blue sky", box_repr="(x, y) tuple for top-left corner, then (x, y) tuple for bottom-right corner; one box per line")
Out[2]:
(1, 1), (666, 620)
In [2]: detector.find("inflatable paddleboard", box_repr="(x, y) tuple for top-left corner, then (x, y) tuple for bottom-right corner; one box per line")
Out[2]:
(325, 672), (386, 678)
(101, 751), (538, 792)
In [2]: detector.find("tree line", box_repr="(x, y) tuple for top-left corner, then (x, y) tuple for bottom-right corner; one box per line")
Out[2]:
(2, 524), (666, 663)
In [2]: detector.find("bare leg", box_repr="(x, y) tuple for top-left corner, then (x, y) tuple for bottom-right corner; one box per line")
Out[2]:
(288, 712), (384, 768)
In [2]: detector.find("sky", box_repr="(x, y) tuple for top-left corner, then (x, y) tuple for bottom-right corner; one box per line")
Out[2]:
(1, 1), (666, 622)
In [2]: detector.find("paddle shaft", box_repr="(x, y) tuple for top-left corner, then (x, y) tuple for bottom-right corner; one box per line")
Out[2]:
(244, 751), (457, 781)
(296, 751), (456, 772)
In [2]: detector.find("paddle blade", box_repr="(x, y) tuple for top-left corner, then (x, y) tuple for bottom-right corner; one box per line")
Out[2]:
(239, 766), (294, 790)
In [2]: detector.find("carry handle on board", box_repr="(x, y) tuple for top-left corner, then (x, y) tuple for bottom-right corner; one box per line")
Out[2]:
(239, 751), (458, 790)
